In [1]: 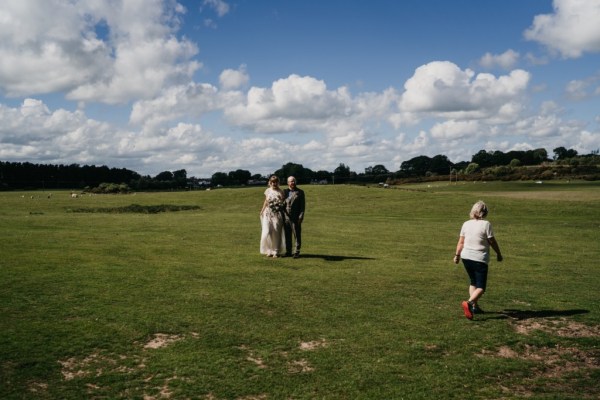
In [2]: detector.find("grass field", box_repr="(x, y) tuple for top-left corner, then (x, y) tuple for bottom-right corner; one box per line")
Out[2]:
(1, 181), (599, 399)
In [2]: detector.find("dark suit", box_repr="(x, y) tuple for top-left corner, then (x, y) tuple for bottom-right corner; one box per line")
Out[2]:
(283, 187), (305, 255)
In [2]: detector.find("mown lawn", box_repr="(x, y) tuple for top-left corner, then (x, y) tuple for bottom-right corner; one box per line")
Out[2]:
(1, 181), (599, 399)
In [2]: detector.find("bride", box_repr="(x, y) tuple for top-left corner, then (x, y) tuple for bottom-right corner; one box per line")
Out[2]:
(260, 175), (286, 257)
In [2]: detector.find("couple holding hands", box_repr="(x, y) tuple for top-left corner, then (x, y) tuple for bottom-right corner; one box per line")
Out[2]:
(260, 175), (305, 258)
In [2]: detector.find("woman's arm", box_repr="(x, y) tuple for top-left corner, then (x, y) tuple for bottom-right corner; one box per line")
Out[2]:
(488, 237), (503, 261)
(453, 236), (464, 264)
(260, 197), (268, 216)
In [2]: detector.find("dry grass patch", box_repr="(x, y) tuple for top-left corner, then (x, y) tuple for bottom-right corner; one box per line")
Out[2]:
(299, 338), (329, 351)
(27, 381), (48, 394)
(512, 318), (600, 338)
(143, 333), (184, 350)
(287, 359), (314, 373)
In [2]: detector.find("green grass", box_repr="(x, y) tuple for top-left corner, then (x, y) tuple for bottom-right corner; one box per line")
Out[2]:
(1, 182), (599, 399)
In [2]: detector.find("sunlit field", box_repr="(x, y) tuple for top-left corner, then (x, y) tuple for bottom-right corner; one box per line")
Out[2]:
(1, 181), (599, 399)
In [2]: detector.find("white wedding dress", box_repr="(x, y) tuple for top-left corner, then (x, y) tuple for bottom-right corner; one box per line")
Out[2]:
(260, 188), (286, 256)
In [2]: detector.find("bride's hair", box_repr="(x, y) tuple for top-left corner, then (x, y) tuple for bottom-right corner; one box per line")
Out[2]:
(269, 175), (280, 185)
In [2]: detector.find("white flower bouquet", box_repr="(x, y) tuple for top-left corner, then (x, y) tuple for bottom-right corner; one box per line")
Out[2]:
(268, 198), (285, 213)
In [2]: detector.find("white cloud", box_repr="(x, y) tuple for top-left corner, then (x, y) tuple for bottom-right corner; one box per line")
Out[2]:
(479, 49), (520, 69)
(224, 74), (355, 133)
(0, 0), (200, 103)
(129, 82), (225, 128)
(430, 120), (481, 140)
(524, 0), (600, 58)
(566, 80), (589, 100)
(399, 61), (530, 121)
(219, 65), (249, 90)
(203, 0), (230, 17)
(524, 52), (549, 66)
(564, 74), (600, 101)
(575, 130), (600, 152)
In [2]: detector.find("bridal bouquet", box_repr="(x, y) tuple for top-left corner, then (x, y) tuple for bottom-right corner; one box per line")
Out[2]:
(268, 198), (285, 213)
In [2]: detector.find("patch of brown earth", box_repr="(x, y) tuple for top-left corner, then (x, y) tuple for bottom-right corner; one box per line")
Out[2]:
(238, 345), (268, 369)
(481, 344), (600, 387)
(299, 338), (329, 351)
(236, 395), (268, 400)
(287, 359), (314, 373)
(28, 382), (48, 393)
(512, 318), (600, 337)
(143, 376), (182, 399)
(59, 352), (106, 381)
(143, 333), (184, 349)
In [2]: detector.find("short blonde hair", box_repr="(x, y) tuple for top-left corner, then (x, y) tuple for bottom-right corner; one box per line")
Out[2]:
(469, 200), (488, 219)
(268, 175), (280, 185)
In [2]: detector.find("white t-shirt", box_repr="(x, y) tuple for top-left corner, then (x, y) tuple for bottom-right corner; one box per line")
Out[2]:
(459, 219), (494, 264)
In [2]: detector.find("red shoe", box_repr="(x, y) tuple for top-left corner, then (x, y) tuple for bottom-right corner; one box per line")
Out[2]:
(461, 301), (473, 320)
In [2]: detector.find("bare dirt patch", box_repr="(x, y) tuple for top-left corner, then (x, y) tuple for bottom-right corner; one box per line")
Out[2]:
(27, 381), (48, 394)
(481, 344), (599, 378)
(143, 333), (184, 349)
(512, 317), (600, 338)
(59, 352), (106, 381)
(287, 359), (314, 373)
(236, 395), (267, 400)
(238, 345), (268, 369)
(299, 338), (329, 351)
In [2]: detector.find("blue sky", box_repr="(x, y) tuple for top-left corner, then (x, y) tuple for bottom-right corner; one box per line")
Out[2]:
(0, 0), (599, 177)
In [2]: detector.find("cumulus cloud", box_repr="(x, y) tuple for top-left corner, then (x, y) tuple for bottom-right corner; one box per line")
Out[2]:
(564, 74), (600, 101)
(203, 0), (230, 17)
(399, 61), (530, 121)
(223, 74), (355, 133)
(479, 49), (520, 69)
(219, 65), (249, 90)
(0, 0), (200, 103)
(430, 120), (481, 140)
(129, 82), (224, 128)
(524, 0), (600, 58)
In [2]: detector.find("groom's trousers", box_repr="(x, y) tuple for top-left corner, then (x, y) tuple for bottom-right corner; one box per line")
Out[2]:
(284, 217), (302, 255)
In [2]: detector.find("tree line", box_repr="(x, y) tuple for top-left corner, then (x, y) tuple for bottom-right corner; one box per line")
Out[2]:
(1, 146), (598, 191)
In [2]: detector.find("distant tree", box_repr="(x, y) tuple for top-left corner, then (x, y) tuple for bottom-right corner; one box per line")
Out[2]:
(471, 150), (495, 168)
(274, 162), (314, 183)
(400, 155), (431, 176)
(211, 172), (228, 186)
(453, 161), (470, 171)
(567, 149), (577, 158)
(553, 147), (567, 160)
(314, 170), (331, 182)
(429, 154), (452, 175)
(333, 163), (351, 177)
(509, 158), (521, 167)
(173, 169), (187, 188)
(173, 169), (187, 180)
(532, 148), (549, 164)
(464, 163), (480, 175)
(155, 171), (174, 181)
(228, 169), (252, 185)
(371, 164), (389, 175)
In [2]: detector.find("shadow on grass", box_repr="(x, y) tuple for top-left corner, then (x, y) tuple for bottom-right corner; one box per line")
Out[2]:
(481, 309), (589, 321)
(297, 254), (376, 262)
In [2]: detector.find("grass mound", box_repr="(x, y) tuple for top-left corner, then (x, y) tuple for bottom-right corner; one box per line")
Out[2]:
(68, 203), (201, 214)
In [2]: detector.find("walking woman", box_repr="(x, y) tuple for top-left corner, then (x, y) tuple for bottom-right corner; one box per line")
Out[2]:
(454, 201), (503, 320)
(260, 175), (286, 257)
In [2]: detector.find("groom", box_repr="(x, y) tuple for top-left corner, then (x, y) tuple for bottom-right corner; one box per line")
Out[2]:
(284, 176), (305, 258)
